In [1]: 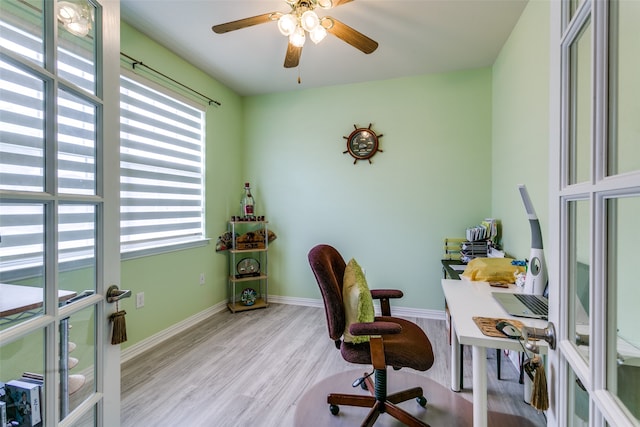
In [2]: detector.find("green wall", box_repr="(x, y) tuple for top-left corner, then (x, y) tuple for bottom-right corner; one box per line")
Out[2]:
(243, 69), (493, 310)
(119, 22), (244, 349)
(491, 0), (550, 261)
(118, 0), (552, 347)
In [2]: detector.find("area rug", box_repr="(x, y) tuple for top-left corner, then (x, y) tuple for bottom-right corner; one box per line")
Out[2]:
(294, 369), (539, 427)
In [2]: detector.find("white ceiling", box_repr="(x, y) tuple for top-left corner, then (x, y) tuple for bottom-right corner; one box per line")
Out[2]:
(119, 0), (528, 97)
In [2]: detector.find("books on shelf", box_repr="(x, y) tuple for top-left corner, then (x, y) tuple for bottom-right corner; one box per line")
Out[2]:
(465, 218), (499, 244)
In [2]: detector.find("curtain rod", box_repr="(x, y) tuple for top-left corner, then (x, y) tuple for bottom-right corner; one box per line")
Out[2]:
(120, 52), (221, 107)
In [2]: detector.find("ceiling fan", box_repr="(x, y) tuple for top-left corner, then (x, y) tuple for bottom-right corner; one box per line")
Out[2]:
(212, 0), (378, 69)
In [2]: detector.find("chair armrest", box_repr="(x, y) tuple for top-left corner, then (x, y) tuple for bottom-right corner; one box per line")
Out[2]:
(370, 289), (403, 300)
(370, 289), (403, 316)
(349, 321), (402, 336)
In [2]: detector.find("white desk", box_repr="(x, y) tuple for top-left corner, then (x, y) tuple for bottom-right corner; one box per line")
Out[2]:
(442, 278), (549, 427)
(1, 283), (77, 319)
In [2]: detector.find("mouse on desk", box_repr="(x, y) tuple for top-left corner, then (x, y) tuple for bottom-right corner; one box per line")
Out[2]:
(496, 320), (522, 339)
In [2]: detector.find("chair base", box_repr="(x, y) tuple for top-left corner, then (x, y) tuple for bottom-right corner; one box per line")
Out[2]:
(326, 372), (430, 427)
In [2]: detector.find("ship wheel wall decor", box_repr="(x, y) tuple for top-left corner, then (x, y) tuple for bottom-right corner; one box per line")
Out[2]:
(343, 123), (383, 164)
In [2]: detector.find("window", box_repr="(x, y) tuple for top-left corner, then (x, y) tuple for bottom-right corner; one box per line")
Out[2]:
(1, 14), (205, 280)
(120, 74), (206, 256)
(1, 10), (99, 280)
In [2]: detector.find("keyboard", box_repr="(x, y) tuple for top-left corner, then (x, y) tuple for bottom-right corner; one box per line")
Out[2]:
(514, 294), (548, 316)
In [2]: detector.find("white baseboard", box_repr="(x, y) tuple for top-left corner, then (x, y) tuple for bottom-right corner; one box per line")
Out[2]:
(120, 296), (446, 364)
(391, 305), (446, 320)
(268, 295), (446, 320)
(120, 300), (227, 364)
(267, 294), (324, 308)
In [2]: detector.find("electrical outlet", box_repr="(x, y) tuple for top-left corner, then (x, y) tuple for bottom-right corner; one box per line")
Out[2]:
(136, 292), (144, 309)
(199, 273), (205, 285)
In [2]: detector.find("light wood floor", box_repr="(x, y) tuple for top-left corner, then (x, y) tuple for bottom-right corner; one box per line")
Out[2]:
(121, 303), (547, 426)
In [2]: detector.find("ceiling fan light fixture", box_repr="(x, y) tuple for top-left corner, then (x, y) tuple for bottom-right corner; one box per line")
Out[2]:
(66, 19), (90, 37)
(309, 25), (327, 44)
(57, 1), (79, 23)
(277, 13), (297, 36)
(211, 0), (379, 71)
(316, 0), (333, 9)
(290, 26), (306, 47)
(320, 16), (334, 30)
(300, 10), (319, 32)
(57, 0), (92, 37)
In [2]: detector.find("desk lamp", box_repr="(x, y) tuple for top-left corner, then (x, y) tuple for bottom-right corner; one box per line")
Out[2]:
(518, 184), (548, 295)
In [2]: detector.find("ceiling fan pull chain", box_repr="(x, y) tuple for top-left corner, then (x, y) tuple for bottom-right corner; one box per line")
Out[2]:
(298, 67), (302, 84)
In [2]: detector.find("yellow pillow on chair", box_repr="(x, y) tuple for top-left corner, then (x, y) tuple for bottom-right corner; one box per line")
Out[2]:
(343, 258), (375, 344)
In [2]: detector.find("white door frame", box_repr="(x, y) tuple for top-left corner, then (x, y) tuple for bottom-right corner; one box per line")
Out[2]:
(99, 1), (122, 426)
(0, 1), (121, 425)
(549, 0), (640, 426)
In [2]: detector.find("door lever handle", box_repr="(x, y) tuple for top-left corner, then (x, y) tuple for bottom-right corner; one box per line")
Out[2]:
(523, 321), (557, 351)
(106, 285), (132, 303)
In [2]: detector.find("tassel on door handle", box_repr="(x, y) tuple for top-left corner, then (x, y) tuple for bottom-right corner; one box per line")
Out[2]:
(107, 285), (130, 344)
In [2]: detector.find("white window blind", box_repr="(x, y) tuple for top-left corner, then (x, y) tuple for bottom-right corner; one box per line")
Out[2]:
(120, 75), (205, 254)
(1, 17), (98, 278)
(1, 13), (206, 278)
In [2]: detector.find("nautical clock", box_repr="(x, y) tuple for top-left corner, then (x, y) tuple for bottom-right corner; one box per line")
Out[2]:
(343, 123), (383, 164)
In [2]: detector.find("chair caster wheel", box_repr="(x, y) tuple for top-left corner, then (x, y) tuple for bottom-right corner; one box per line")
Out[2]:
(329, 404), (340, 415)
(416, 396), (427, 407)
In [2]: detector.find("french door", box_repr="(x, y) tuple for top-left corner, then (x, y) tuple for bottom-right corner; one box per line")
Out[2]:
(549, 0), (640, 426)
(0, 0), (121, 425)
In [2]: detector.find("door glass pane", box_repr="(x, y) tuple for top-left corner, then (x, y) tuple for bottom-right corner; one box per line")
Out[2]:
(60, 306), (96, 421)
(0, 203), (45, 330)
(57, 0), (97, 96)
(571, 369), (590, 426)
(0, 0), (44, 67)
(569, 0), (584, 22)
(568, 199), (590, 364)
(58, 204), (96, 297)
(568, 19), (591, 185)
(607, 196), (640, 421)
(0, 328), (45, 427)
(58, 89), (97, 195)
(607, 0), (640, 176)
(69, 405), (95, 427)
(0, 63), (45, 192)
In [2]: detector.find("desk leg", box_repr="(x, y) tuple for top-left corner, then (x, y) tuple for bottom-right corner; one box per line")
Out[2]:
(60, 318), (70, 417)
(450, 319), (461, 392)
(472, 346), (488, 427)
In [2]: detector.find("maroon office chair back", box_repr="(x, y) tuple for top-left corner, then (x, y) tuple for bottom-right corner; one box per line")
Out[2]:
(308, 244), (347, 342)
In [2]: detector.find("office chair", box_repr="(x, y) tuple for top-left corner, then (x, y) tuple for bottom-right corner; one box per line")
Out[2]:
(308, 244), (435, 427)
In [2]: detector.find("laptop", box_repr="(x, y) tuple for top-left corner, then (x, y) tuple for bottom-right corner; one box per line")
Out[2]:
(492, 289), (549, 320)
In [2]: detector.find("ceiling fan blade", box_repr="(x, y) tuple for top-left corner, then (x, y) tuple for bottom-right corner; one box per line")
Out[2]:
(212, 13), (277, 34)
(325, 18), (378, 54)
(284, 42), (302, 68)
(331, 0), (354, 7)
